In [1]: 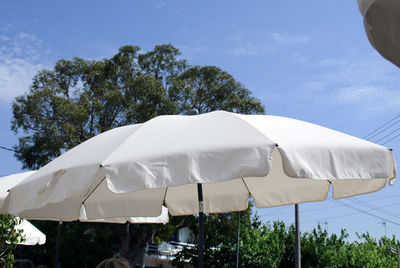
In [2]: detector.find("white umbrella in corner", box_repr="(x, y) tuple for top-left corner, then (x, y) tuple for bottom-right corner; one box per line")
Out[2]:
(4, 111), (396, 268)
(358, 0), (400, 67)
(15, 219), (46, 246)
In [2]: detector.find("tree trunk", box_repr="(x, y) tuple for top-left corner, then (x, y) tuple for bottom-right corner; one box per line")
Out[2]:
(119, 223), (130, 260)
(119, 224), (155, 268)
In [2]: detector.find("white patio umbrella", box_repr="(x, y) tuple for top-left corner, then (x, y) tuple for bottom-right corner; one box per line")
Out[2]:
(15, 218), (46, 246)
(4, 111), (396, 268)
(358, 0), (400, 67)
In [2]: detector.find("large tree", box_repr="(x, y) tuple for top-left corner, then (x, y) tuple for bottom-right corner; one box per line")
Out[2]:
(11, 44), (264, 267)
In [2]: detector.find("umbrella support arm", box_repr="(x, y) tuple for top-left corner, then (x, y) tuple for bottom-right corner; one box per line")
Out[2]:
(197, 183), (204, 268)
(295, 204), (301, 268)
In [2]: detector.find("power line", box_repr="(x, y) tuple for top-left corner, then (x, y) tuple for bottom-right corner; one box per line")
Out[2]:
(348, 198), (400, 219)
(366, 118), (400, 141)
(330, 198), (400, 226)
(382, 132), (400, 145)
(362, 114), (400, 140)
(0, 146), (16, 153)
(261, 200), (400, 220)
(260, 204), (343, 218)
(301, 211), (356, 224)
(373, 127), (400, 144)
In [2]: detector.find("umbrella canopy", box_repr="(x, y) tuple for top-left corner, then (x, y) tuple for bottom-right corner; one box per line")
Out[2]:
(4, 111), (396, 219)
(15, 218), (46, 246)
(358, 0), (400, 67)
(0, 172), (168, 224)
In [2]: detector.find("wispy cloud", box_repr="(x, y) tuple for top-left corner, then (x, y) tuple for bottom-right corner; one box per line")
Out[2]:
(332, 85), (400, 112)
(303, 57), (398, 91)
(295, 55), (400, 115)
(230, 42), (259, 56)
(271, 33), (311, 45)
(291, 51), (308, 64)
(226, 31), (311, 57)
(226, 32), (270, 57)
(227, 34), (243, 42)
(152, 0), (166, 9)
(178, 45), (208, 59)
(0, 59), (43, 101)
(0, 24), (13, 32)
(0, 31), (49, 103)
(0, 35), (10, 41)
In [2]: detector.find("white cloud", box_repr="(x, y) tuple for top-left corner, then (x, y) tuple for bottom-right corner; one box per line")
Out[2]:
(0, 32), (47, 102)
(0, 24), (13, 32)
(0, 59), (43, 101)
(0, 35), (9, 41)
(152, 0), (166, 9)
(226, 32), (271, 56)
(291, 51), (308, 64)
(303, 57), (398, 91)
(227, 34), (242, 42)
(178, 45), (208, 59)
(226, 31), (311, 57)
(332, 85), (400, 112)
(271, 33), (311, 45)
(295, 55), (400, 115)
(231, 42), (259, 56)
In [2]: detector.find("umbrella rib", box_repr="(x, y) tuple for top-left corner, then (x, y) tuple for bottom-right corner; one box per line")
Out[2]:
(162, 187), (168, 205)
(241, 177), (251, 195)
(81, 176), (107, 205)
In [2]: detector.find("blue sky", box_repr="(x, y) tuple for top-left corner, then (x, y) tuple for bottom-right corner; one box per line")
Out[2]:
(1, 0), (400, 241)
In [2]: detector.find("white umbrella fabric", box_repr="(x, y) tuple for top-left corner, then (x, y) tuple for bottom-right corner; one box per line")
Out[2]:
(15, 219), (46, 246)
(0, 171), (169, 224)
(5, 111), (395, 218)
(358, 0), (400, 67)
(4, 111), (396, 267)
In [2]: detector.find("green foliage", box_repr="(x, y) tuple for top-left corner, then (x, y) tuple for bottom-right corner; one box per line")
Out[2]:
(172, 216), (400, 268)
(302, 226), (349, 267)
(169, 65), (264, 114)
(0, 215), (23, 267)
(345, 233), (398, 268)
(172, 210), (294, 268)
(11, 43), (264, 266)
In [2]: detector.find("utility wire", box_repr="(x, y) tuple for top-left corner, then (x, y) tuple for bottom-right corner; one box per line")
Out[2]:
(301, 211), (357, 224)
(373, 127), (400, 143)
(260, 204), (343, 218)
(382, 133), (400, 146)
(261, 200), (400, 219)
(348, 198), (400, 219)
(0, 146), (16, 153)
(302, 201), (400, 224)
(330, 198), (400, 226)
(365, 118), (400, 141)
(363, 114), (400, 140)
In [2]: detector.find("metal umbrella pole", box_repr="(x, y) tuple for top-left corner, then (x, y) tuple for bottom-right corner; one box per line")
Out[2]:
(54, 221), (62, 268)
(190, 108), (205, 268)
(197, 183), (205, 268)
(295, 204), (301, 268)
(236, 211), (240, 268)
